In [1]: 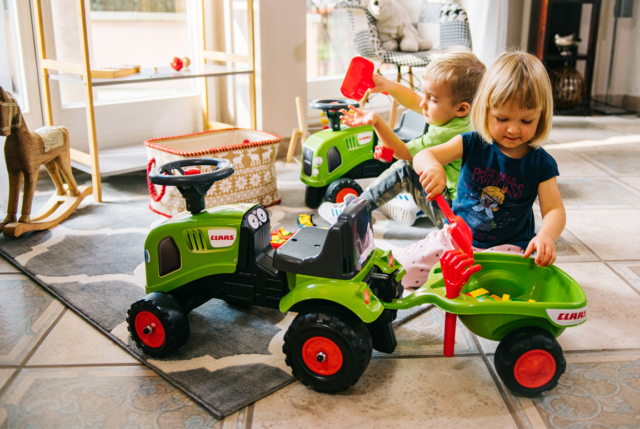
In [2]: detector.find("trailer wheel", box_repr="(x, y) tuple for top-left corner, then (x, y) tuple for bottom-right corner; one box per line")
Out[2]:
(325, 179), (363, 204)
(495, 326), (566, 397)
(283, 307), (372, 393)
(305, 185), (328, 209)
(127, 292), (189, 358)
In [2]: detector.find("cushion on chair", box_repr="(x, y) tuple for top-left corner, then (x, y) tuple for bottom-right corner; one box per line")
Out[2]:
(336, 1), (472, 67)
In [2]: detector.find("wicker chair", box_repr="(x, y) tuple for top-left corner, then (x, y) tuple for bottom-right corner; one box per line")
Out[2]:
(336, 1), (473, 126)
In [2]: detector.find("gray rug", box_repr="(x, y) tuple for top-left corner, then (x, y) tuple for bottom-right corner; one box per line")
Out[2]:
(0, 162), (438, 418)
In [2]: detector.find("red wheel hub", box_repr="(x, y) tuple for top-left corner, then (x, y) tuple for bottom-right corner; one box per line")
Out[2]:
(514, 349), (556, 388)
(302, 336), (343, 376)
(135, 311), (166, 348)
(335, 188), (358, 203)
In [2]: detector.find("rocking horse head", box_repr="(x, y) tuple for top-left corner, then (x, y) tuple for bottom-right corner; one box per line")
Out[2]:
(0, 86), (23, 137)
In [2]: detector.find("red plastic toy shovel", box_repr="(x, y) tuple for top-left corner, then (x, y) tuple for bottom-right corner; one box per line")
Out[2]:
(440, 250), (481, 357)
(341, 57), (388, 101)
(434, 194), (473, 255)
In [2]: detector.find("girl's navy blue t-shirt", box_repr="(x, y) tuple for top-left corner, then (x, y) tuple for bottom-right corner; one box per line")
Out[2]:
(452, 131), (559, 249)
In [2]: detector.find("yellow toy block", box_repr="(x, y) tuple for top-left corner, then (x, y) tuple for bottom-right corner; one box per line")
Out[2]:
(490, 294), (502, 301)
(469, 288), (489, 298)
(528, 299), (536, 303)
(502, 294), (510, 301)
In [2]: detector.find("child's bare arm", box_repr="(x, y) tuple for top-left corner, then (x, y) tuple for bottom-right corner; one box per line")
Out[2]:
(341, 106), (411, 159)
(523, 177), (566, 267)
(412, 135), (464, 200)
(372, 74), (423, 113)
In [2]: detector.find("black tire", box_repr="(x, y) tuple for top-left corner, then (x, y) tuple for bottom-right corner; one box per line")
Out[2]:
(324, 178), (363, 204)
(283, 307), (372, 392)
(494, 326), (566, 397)
(127, 292), (190, 358)
(305, 185), (328, 209)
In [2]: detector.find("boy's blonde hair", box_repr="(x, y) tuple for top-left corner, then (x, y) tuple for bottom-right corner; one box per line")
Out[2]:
(422, 51), (486, 105)
(471, 51), (553, 148)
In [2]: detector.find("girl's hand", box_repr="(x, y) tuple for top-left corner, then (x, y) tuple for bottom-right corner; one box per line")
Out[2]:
(419, 167), (447, 201)
(340, 105), (379, 128)
(523, 233), (557, 267)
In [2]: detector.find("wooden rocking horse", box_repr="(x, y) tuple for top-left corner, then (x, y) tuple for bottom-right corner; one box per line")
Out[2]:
(0, 87), (91, 237)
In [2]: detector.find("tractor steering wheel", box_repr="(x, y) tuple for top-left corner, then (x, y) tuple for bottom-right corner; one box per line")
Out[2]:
(149, 159), (234, 214)
(310, 99), (359, 132)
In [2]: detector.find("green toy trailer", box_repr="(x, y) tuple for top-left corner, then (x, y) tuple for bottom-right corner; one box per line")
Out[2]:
(129, 158), (587, 397)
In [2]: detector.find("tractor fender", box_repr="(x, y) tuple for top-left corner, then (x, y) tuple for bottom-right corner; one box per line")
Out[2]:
(279, 276), (384, 324)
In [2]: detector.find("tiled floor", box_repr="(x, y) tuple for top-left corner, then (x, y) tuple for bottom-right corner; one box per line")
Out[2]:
(2, 114), (640, 428)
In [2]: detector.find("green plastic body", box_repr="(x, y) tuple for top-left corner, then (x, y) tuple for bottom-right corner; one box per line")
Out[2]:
(300, 125), (376, 188)
(144, 203), (258, 294)
(279, 248), (404, 323)
(383, 253), (587, 341)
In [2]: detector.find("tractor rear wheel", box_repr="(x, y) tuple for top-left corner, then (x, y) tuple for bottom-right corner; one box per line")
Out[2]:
(283, 307), (372, 392)
(494, 326), (566, 397)
(127, 292), (189, 358)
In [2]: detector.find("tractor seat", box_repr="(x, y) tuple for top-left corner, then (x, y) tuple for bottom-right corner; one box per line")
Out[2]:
(274, 227), (328, 274)
(393, 109), (429, 143)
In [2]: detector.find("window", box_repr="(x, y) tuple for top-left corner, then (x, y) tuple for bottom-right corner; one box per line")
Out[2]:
(51, 0), (199, 105)
(0, 0), (27, 109)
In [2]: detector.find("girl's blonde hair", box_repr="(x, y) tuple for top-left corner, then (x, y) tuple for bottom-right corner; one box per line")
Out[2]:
(470, 51), (553, 148)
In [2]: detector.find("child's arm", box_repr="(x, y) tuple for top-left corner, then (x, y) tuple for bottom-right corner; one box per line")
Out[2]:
(412, 135), (464, 200)
(341, 106), (412, 160)
(523, 177), (566, 267)
(371, 73), (423, 113)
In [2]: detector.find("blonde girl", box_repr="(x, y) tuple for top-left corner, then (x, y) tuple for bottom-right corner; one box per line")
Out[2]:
(398, 51), (565, 288)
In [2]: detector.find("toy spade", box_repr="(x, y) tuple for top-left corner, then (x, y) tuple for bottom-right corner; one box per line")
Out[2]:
(341, 57), (388, 101)
(434, 194), (473, 255)
(440, 250), (481, 357)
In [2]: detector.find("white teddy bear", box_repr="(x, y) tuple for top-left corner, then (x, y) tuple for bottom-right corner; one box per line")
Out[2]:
(368, 0), (432, 52)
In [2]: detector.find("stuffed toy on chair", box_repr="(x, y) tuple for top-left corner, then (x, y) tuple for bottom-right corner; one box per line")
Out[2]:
(368, 0), (432, 52)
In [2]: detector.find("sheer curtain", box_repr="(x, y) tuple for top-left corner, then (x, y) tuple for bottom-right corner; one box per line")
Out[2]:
(458, 0), (509, 68)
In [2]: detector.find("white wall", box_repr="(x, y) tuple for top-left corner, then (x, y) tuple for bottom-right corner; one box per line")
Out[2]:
(255, 0), (307, 139)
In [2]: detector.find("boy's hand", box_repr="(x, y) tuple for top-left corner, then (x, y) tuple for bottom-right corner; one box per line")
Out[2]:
(419, 167), (447, 201)
(371, 73), (391, 94)
(523, 233), (557, 267)
(340, 105), (379, 128)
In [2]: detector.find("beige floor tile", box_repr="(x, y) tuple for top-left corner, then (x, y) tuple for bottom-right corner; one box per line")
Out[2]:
(0, 370), (15, 390)
(27, 310), (138, 366)
(0, 259), (19, 273)
(513, 353), (640, 428)
(548, 126), (623, 144)
(554, 262), (640, 351)
(559, 177), (640, 209)
(544, 147), (609, 177)
(568, 140), (640, 177)
(0, 276), (64, 365)
(565, 209), (640, 260)
(251, 357), (517, 429)
(0, 366), (219, 428)
(619, 176), (640, 191)
(608, 261), (640, 293)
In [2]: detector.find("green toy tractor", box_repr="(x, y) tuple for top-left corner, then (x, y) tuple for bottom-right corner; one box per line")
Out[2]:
(128, 158), (404, 392)
(300, 99), (396, 208)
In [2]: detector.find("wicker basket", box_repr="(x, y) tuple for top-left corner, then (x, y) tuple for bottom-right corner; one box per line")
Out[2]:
(145, 127), (281, 217)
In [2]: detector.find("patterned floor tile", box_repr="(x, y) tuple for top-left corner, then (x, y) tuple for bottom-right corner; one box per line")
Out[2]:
(558, 177), (640, 209)
(0, 259), (18, 274)
(569, 140), (640, 177)
(376, 307), (476, 357)
(619, 176), (640, 191)
(514, 352), (640, 429)
(0, 366), (220, 428)
(564, 209), (640, 260)
(547, 125), (624, 144)
(0, 370), (15, 391)
(0, 275), (64, 365)
(607, 261), (640, 294)
(26, 310), (138, 366)
(251, 357), (518, 429)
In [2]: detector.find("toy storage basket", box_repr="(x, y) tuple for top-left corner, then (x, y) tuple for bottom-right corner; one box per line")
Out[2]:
(145, 127), (281, 217)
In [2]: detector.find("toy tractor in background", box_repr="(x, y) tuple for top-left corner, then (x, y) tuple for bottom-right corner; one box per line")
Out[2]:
(301, 99), (427, 208)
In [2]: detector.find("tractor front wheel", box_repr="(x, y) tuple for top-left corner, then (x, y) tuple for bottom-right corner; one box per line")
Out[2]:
(305, 185), (328, 209)
(127, 292), (190, 358)
(325, 179), (363, 204)
(283, 307), (372, 392)
(494, 326), (566, 397)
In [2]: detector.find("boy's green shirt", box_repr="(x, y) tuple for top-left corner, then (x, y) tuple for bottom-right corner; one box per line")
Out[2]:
(404, 116), (471, 199)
